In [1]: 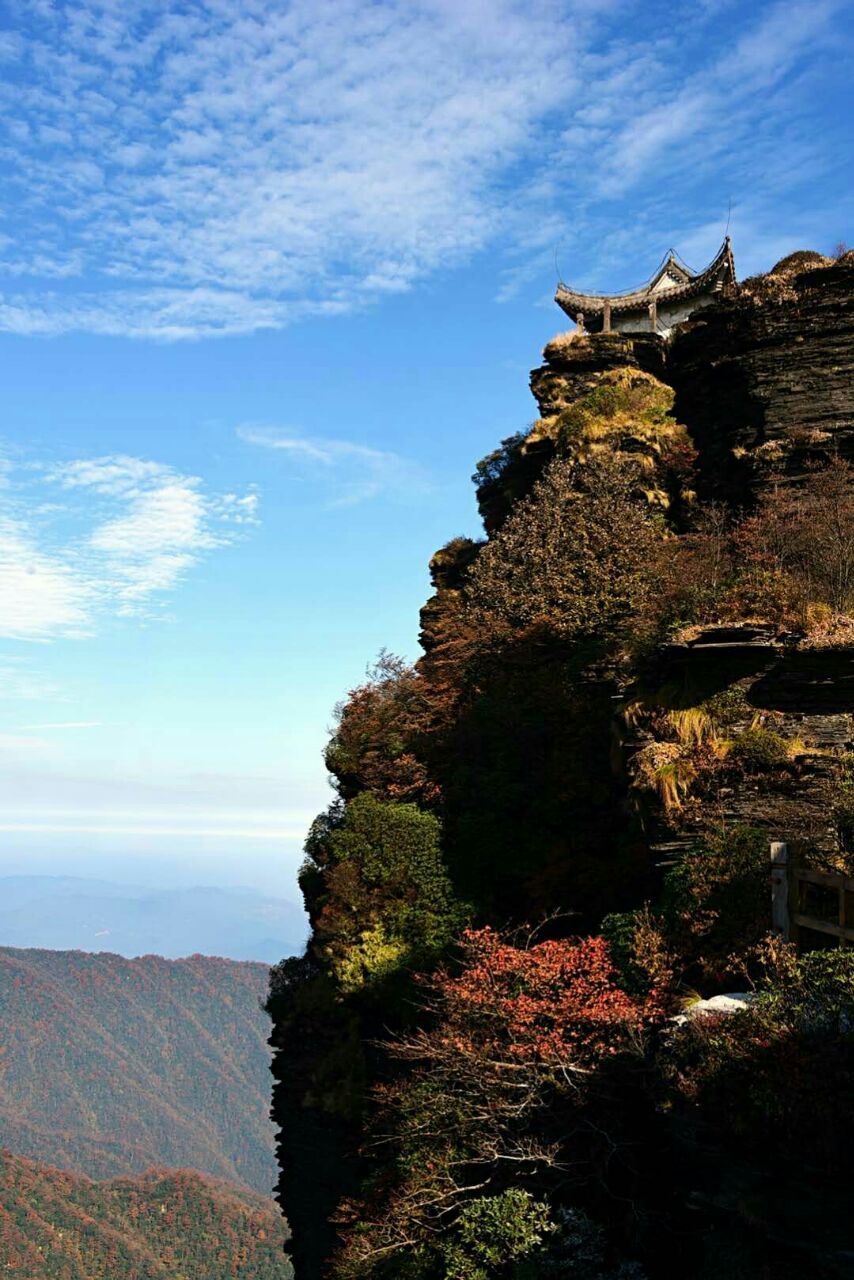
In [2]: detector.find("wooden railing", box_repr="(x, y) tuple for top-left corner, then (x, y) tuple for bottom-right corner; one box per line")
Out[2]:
(771, 841), (854, 947)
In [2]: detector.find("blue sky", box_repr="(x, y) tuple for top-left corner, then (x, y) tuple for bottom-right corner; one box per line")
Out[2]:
(0, 0), (850, 898)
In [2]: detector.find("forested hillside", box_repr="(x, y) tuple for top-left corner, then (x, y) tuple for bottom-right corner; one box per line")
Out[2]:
(0, 1150), (291, 1279)
(269, 250), (854, 1278)
(0, 948), (277, 1194)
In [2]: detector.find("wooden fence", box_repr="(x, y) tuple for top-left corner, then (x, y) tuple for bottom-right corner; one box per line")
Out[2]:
(771, 841), (854, 948)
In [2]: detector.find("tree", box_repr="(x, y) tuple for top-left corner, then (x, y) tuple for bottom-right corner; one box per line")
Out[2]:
(300, 793), (464, 993)
(737, 458), (854, 615)
(325, 652), (438, 805)
(465, 456), (662, 649)
(335, 929), (660, 1276)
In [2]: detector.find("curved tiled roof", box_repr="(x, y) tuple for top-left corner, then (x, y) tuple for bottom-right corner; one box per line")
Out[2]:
(556, 237), (736, 318)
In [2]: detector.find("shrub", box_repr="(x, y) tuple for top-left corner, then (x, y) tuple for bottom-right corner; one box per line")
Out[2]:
(728, 725), (794, 771)
(443, 1190), (555, 1279)
(335, 929), (661, 1275)
(662, 827), (770, 983)
(756, 945), (854, 1034)
(736, 459), (854, 616)
(601, 907), (674, 1000)
(664, 946), (854, 1175)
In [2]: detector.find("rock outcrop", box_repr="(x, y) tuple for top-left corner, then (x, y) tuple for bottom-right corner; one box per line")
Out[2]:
(517, 251), (854, 510)
(628, 626), (854, 867)
(270, 248), (854, 1280)
(667, 250), (854, 501)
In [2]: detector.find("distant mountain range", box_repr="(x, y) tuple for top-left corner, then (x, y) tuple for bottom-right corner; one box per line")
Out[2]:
(0, 875), (306, 962)
(0, 947), (278, 1194)
(0, 1150), (292, 1279)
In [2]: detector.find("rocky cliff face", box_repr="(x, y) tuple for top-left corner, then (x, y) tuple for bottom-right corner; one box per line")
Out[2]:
(270, 250), (854, 1280)
(626, 626), (854, 869)
(495, 250), (854, 518)
(421, 248), (854, 913)
(668, 250), (854, 500)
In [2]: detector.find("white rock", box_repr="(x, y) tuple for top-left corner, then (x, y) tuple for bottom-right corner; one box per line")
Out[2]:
(684, 992), (756, 1019)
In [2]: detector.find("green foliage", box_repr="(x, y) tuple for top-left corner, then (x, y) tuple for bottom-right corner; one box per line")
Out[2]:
(757, 946), (854, 1033)
(599, 911), (645, 998)
(600, 911), (648, 996)
(698, 683), (751, 728)
(554, 369), (675, 450)
(304, 793), (465, 991)
(334, 922), (409, 993)
(662, 827), (769, 983)
(514, 1207), (646, 1279)
(727, 725), (793, 770)
(442, 1191), (555, 1279)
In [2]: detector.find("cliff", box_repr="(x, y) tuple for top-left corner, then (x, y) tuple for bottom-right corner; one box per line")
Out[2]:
(478, 249), (854, 527)
(269, 250), (854, 1279)
(668, 249), (854, 501)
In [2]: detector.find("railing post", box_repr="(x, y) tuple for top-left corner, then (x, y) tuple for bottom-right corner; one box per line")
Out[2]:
(770, 841), (790, 940)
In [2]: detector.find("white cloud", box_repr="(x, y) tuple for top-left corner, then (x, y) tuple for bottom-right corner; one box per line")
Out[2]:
(0, 0), (588, 337)
(0, 0), (846, 339)
(0, 0), (847, 339)
(0, 453), (258, 639)
(20, 721), (102, 730)
(237, 425), (428, 506)
(52, 455), (172, 496)
(0, 516), (93, 640)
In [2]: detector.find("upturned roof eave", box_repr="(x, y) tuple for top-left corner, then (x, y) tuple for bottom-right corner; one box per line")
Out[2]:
(555, 237), (735, 318)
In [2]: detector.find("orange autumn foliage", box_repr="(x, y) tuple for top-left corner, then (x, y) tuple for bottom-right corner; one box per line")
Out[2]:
(426, 928), (661, 1071)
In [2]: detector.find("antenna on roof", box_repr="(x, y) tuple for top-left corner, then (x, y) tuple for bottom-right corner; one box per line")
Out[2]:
(725, 197), (732, 239)
(554, 245), (563, 286)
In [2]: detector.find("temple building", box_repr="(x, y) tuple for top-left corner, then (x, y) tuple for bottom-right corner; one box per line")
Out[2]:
(555, 237), (736, 339)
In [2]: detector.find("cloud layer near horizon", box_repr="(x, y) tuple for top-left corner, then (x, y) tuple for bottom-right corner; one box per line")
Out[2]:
(0, 0), (848, 338)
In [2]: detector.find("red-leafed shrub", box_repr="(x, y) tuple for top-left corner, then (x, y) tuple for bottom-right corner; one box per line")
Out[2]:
(334, 929), (663, 1275)
(429, 927), (662, 1071)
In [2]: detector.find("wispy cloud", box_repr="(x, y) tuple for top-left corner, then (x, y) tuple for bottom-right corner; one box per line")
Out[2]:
(0, 658), (62, 702)
(0, 515), (93, 640)
(238, 425), (428, 506)
(19, 721), (102, 730)
(0, 453), (258, 640)
(0, 0), (847, 338)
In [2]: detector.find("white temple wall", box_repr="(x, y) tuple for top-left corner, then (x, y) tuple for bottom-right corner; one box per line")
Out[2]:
(611, 292), (719, 338)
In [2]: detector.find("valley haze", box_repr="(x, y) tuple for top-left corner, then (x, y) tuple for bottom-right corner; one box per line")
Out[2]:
(0, 875), (306, 962)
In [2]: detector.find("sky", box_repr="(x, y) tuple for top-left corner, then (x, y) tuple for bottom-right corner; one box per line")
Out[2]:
(0, 0), (851, 899)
